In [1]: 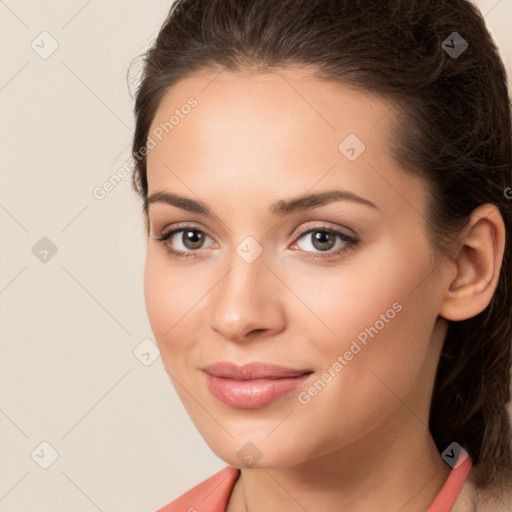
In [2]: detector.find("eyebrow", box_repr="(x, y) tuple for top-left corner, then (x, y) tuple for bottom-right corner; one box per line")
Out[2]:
(145, 189), (379, 216)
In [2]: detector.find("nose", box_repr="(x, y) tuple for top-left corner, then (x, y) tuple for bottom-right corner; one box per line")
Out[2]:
(207, 251), (286, 343)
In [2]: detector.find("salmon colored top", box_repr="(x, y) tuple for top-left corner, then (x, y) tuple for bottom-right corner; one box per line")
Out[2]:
(156, 455), (472, 512)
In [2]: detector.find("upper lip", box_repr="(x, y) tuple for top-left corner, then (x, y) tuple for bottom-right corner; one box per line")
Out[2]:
(202, 361), (313, 380)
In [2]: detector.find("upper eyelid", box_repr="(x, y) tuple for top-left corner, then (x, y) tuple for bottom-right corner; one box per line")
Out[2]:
(158, 222), (215, 240)
(293, 222), (356, 238)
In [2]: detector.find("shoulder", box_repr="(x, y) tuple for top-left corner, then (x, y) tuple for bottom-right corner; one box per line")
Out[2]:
(452, 465), (512, 512)
(154, 465), (240, 512)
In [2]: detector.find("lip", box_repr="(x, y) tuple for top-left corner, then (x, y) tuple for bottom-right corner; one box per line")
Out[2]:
(202, 361), (313, 379)
(202, 361), (313, 409)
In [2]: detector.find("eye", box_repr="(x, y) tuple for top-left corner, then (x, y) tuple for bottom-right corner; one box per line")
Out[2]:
(152, 225), (215, 259)
(152, 223), (359, 260)
(290, 226), (359, 259)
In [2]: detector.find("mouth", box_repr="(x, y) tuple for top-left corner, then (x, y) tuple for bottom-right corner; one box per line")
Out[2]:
(202, 361), (313, 379)
(202, 361), (314, 409)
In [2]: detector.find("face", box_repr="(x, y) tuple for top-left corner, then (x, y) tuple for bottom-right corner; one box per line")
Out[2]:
(143, 66), (449, 469)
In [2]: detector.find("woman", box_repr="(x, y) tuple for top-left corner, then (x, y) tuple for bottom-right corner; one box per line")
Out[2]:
(130, 0), (512, 510)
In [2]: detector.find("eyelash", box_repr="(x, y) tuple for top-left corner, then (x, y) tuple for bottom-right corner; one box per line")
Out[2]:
(152, 223), (359, 261)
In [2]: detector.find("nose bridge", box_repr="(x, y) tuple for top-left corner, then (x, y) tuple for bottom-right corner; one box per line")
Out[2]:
(208, 242), (284, 341)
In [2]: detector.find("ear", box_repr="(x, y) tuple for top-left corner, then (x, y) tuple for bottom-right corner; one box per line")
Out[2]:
(439, 204), (506, 321)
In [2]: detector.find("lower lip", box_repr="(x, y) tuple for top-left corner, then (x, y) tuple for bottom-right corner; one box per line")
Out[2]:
(204, 372), (312, 409)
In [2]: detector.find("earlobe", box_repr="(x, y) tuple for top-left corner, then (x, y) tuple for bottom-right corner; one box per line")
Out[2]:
(440, 204), (505, 322)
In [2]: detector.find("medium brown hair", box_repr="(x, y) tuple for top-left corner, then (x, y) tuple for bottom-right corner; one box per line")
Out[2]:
(130, 0), (512, 491)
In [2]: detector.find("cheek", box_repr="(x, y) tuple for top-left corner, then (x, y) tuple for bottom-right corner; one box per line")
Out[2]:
(285, 240), (422, 345)
(293, 238), (437, 391)
(143, 251), (169, 339)
(143, 250), (188, 352)
(276, 264), (438, 458)
(143, 249), (210, 370)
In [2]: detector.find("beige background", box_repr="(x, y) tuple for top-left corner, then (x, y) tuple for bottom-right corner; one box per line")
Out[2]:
(1, 1), (511, 510)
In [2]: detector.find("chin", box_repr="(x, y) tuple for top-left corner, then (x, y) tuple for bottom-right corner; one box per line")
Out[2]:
(203, 434), (311, 470)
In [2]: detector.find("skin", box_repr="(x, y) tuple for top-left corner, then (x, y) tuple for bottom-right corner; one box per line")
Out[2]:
(143, 66), (505, 512)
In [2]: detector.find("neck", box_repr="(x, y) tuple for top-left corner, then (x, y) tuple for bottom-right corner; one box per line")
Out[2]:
(228, 414), (451, 512)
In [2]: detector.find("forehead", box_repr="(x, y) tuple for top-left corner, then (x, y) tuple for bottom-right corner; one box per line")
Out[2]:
(146, 67), (424, 216)
(148, 66), (393, 147)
